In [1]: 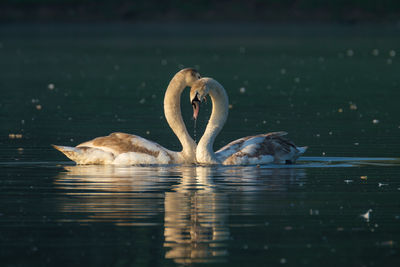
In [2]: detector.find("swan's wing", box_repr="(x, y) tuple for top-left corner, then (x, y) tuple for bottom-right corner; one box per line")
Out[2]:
(215, 132), (287, 161)
(55, 132), (177, 165)
(216, 132), (307, 165)
(77, 132), (163, 156)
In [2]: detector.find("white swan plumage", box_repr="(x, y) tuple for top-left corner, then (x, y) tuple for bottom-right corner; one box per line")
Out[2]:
(190, 77), (307, 165)
(53, 68), (201, 165)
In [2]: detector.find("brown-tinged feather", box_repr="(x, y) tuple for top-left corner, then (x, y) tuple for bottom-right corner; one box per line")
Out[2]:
(78, 132), (160, 157)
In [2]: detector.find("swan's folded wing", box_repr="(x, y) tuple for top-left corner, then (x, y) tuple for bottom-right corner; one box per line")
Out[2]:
(216, 132), (306, 165)
(215, 131), (288, 162)
(75, 132), (176, 164)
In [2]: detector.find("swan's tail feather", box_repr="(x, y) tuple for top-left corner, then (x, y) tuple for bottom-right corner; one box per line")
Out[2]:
(52, 145), (114, 164)
(284, 146), (308, 164)
(52, 145), (84, 163)
(297, 146), (308, 155)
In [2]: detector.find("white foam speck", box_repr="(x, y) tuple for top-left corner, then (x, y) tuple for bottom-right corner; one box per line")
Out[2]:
(347, 49), (354, 57)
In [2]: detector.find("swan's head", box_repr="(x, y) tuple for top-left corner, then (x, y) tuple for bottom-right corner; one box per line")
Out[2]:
(179, 68), (201, 86)
(190, 78), (211, 120)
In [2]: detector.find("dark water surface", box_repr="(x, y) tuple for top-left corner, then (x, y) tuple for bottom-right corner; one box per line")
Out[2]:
(1, 24), (400, 266)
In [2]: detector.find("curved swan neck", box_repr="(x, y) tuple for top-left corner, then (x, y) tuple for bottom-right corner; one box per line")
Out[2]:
(197, 80), (229, 164)
(164, 72), (197, 161)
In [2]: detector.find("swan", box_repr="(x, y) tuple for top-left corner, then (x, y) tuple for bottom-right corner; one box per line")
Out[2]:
(53, 68), (201, 165)
(190, 77), (307, 165)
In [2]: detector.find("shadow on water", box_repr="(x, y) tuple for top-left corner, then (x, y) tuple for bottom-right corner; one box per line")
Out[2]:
(50, 156), (399, 264)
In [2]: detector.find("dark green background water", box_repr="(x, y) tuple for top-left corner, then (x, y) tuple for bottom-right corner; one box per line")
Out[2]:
(0, 24), (399, 266)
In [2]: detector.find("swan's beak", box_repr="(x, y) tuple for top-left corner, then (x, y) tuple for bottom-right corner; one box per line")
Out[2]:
(191, 93), (201, 120)
(192, 100), (200, 120)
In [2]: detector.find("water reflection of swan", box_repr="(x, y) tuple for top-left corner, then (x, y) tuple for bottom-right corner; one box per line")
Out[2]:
(164, 166), (230, 264)
(190, 78), (307, 165)
(54, 165), (306, 264)
(54, 165), (171, 223)
(53, 68), (201, 165)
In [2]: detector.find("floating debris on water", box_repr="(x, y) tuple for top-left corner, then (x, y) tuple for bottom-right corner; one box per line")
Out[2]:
(36, 104), (42, 110)
(48, 83), (55, 90)
(280, 258), (287, 264)
(229, 104), (233, 109)
(309, 209), (319, 215)
(338, 108), (343, 113)
(344, 179), (353, 184)
(9, 133), (23, 139)
(389, 50), (396, 57)
(239, 87), (246, 93)
(378, 183), (388, 187)
(349, 103), (357, 110)
(372, 119), (379, 124)
(354, 142), (359, 146)
(360, 176), (367, 180)
(139, 98), (146, 104)
(361, 209), (372, 222)
(280, 68), (286, 75)
(262, 120), (266, 124)
(17, 148), (24, 153)
(146, 130), (150, 135)
(346, 49), (354, 57)
(372, 49), (379, 56)
(294, 77), (300, 83)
